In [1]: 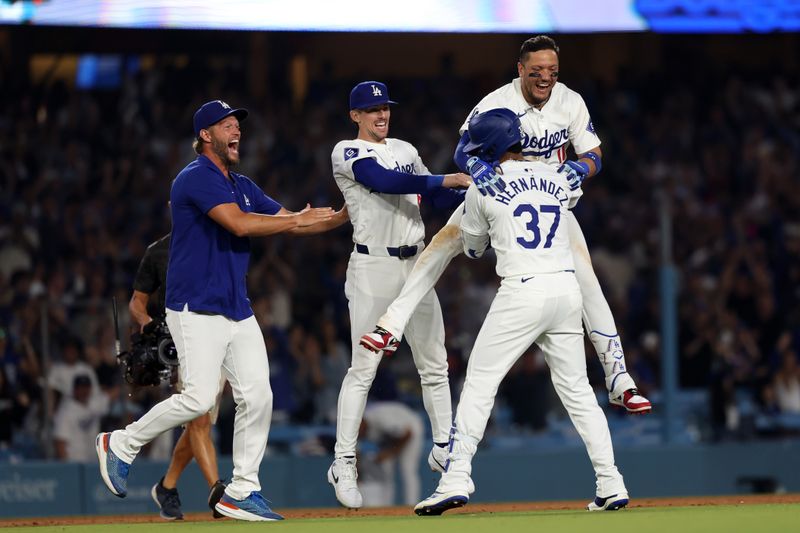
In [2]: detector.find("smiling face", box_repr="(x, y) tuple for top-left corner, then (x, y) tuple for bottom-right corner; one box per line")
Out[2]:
(518, 49), (559, 108)
(350, 104), (390, 143)
(203, 115), (241, 168)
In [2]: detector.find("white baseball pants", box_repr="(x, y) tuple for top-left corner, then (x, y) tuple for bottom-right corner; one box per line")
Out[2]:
(566, 212), (635, 394)
(110, 308), (272, 501)
(454, 272), (627, 497)
(335, 250), (452, 456)
(378, 205), (635, 396)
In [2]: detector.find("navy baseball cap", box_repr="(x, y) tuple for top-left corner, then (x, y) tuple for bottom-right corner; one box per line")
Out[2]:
(73, 374), (92, 389)
(349, 81), (398, 110)
(193, 100), (248, 137)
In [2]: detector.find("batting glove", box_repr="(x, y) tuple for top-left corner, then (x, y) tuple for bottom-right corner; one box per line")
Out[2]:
(558, 160), (590, 191)
(466, 156), (507, 197)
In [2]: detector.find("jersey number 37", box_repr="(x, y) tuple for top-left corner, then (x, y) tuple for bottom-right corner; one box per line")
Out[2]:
(514, 204), (561, 249)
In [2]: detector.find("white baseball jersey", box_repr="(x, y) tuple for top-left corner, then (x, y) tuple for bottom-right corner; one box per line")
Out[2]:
(331, 136), (452, 459)
(460, 160), (581, 278)
(459, 80), (600, 166)
(331, 138), (430, 247)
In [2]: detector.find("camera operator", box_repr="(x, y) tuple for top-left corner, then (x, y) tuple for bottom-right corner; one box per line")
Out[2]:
(129, 232), (226, 520)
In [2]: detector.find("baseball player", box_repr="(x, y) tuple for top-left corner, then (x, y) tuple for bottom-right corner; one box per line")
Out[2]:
(361, 35), (651, 414)
(327, 81), (471, 509)
(414, 108), (629, 516)
(96, 99), (347, 522)
(358, 401), (425, 506)
(129, 232), (226, 520)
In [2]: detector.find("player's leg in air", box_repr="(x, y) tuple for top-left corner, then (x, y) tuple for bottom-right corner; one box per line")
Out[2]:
(360, 205), (465, 352)
(362, 205), (651, 415)
(566, 212), (651, 413)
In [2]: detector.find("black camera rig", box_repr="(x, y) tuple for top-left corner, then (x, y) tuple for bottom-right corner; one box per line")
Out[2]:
(113, 297), (178, 387)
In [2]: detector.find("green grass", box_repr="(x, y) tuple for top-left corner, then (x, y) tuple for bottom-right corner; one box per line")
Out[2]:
(7, 504), (800, 533)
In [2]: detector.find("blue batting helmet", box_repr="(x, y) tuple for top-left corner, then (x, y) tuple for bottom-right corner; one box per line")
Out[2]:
(463, 108), (523, 163)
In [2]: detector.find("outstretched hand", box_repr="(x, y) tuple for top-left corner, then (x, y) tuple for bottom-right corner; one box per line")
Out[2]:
(466, 156), (506, 197)
(295, 203), (336, 227)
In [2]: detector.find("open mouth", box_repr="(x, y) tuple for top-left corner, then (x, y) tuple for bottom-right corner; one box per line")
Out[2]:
(228, 139), (239, 154)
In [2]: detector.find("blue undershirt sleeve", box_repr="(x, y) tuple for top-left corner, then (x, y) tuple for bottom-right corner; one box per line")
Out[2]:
(353, 158), (443, 194)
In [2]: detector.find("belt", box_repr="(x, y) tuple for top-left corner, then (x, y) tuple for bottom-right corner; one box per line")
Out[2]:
(355, 242), (424, 259)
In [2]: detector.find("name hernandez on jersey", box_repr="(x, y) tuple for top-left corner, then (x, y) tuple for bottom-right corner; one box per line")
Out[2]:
(460, 80), (600, 166)
(331, 137), (430, 248)
(460, 160), (581, 278)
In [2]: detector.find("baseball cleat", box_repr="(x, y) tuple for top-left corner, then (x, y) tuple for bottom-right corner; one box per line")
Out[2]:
(587, 492), (629, 511)
(215, 491), (284, 521)
(359, 327), (400, 355)
(610, 388), (651, 414)
(95, 432), (130, 498)
(428, 445), (449, 473)
(327, 457), (363, 509)
(414, 489), (469, 516)
(427, 446), (475, 494)
(151, 477), (184, 520)
(208, 479), (227, 518)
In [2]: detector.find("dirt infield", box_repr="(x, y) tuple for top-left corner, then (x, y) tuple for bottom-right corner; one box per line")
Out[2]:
(2, 494), (799, 527)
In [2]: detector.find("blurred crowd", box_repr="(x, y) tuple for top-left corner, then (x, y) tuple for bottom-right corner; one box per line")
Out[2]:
(1, 45), (799, 462)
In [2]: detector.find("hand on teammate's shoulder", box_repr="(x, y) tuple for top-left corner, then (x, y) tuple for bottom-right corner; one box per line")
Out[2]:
(443, 173), (471, 189)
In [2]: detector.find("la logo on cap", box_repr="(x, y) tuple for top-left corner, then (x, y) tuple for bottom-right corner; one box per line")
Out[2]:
(371, 85), (382, 97)
(218, 100), (231, 109)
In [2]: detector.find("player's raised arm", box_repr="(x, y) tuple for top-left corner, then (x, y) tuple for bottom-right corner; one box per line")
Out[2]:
(352, 158), (469, 193)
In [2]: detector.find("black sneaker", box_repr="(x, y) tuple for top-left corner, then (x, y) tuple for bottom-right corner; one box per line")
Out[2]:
(208, 479), (227, 519)
(151, 477), (184, 520)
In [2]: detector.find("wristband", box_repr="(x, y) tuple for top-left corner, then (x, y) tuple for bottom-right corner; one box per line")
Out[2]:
(582, 151), (602, 174)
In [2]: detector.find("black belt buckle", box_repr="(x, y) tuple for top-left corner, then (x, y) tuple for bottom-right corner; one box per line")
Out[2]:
(396, 245), (417, 259)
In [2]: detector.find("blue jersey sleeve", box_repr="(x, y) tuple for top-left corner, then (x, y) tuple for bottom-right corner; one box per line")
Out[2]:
(453, 131), (472, 173)
(353, 158), (444, 194)
(241, 176), (282, 215)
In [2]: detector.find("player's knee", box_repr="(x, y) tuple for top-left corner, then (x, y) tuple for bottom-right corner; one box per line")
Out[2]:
(462, 376), (499, 398)
(248, 383), (273, 414)
(432, 225), (463, 254)
(188, 413), (212, 433)
(181, 390), (217, 416)
(417, 365), (449, 386)
(346, 365), (378, 388)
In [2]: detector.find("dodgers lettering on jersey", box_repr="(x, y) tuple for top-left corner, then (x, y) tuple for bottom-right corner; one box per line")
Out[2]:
(331, 138), (430, 248)
(522, 128), (569, 159)
(460, 160), (581, 278)
(461, 80), (599, 166)
(394, 161), (416, 174)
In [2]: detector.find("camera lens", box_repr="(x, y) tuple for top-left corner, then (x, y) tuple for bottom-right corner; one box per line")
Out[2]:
(157, 337), (179, 366)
